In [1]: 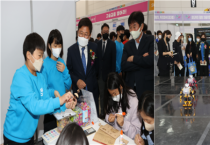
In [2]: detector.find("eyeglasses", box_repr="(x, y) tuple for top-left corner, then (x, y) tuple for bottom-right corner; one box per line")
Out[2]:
(78, 32), (90, 39)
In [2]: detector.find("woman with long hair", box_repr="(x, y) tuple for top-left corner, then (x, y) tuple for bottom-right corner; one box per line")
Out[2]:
(104, 72), (141, 139)
(186, 34), (197, 76)
(157, 30), (173, 76)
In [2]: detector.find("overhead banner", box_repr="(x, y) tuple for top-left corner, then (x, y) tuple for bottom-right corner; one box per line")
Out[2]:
(76, 2), (148, 26)
(155, 12), (210, 22)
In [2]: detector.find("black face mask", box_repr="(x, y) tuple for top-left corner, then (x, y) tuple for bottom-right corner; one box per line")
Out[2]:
(201, 38), (206, 42)
(103, 33), (109, 40)
(119, 34), (124, 42)
(166, 37), (170, 42)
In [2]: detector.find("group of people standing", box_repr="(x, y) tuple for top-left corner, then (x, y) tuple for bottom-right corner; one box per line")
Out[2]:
(155, 30), (209, 76)
(3, 11), (154, 145)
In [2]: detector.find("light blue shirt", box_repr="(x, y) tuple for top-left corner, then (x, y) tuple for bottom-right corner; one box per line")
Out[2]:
(135, 33), (143, 49)
(115, 40), (124, 73)
(4, 64), (61, 143)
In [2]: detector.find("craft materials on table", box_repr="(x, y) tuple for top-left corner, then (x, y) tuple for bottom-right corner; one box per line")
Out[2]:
(70, 102), (91, 127)
(42, 128), (60, 143)
(93, 124), (129, 145)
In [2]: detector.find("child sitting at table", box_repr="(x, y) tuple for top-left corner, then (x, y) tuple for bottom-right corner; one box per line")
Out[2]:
(104, 72), (141, 139)
(56, 123), (89, 145)
(3, 33), (75, 145)
(135, 91), (154, 145)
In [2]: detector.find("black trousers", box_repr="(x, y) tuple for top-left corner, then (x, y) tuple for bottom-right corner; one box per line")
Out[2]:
(44, 114), (57, 133)
(175, 64), (185, 76)
(3, 135), (34, 145)
(200, 65), (209, 76)
(98, 74), (106, 115)
(159, 66), (170, 76)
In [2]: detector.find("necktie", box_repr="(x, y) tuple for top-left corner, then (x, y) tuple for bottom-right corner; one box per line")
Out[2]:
(102, 41), (105, 56)
(81, 47), (87, 90)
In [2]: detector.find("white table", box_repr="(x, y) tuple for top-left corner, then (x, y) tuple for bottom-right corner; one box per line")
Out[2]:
(43, 118), (135, 145)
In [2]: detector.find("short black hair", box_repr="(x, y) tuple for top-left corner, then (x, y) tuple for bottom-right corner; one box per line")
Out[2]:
(162, 30), (172, 38)
(101, 23), (109, 30)
(201, 32), (206, 40)
(116, 25), (125, 32)
(157, 30), (162, 35)
(196, 35), (200, 38)
(110, 32), (116, 39)
(124, 29), (130, 39)
(154, 32), (157, 35)
(78, 17), (93, 34)
(56, 123), (89, 145)
(97, 33), (101, 38)
(143, 23), (148, 32)
(23, 33), (45, 61)
(47, 29), (63, 58)
(128, 11), (144, 27)
(89, 37), (94, 42)
(146, 30), (152, 35)
(138, 91), (154, 118)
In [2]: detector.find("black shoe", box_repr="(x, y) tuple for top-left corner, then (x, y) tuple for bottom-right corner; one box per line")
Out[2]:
(99, 114), (105, 119)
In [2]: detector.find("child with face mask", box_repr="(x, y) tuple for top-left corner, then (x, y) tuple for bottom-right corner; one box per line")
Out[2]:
(104, 72), (141, 139)
(3, 33), (74, 145)
(135, 91), (154, 145)
(41, 29), (76, 133)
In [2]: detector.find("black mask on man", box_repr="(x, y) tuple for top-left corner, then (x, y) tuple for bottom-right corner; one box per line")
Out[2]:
(119, 34), (124, 42)
(103, 33), (109, 40)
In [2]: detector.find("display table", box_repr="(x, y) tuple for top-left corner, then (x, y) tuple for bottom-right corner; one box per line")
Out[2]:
(43, 118), (135, 145)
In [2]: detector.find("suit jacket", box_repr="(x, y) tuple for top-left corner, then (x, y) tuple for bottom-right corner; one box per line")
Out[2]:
(95, 39), (99, 43)
(157, 39), (171, 70)
(121, 34), (154, 98)
(66, 42), (99, 98)
(97, 39), (116, 81)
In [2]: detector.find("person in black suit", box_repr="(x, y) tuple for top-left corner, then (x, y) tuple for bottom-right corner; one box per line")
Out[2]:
(66, 18), (99, 115)
(97, 23), (116, 118)
(95, 33), (101, 43)
(121, 11), (154, 100)
(157, 30), (173, 76)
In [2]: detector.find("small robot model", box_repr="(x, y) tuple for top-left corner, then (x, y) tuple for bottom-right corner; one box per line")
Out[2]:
(180, 83), (195, 107)
(186, 75), (197, 89)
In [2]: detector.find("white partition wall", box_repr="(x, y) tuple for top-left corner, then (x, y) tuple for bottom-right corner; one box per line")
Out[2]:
(1, 1), (32, 144)
(32, 1), (76, 64)
(1, 1), (76, 143)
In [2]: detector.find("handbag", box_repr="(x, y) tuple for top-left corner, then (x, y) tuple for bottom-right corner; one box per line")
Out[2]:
(188, 57), (197, 75)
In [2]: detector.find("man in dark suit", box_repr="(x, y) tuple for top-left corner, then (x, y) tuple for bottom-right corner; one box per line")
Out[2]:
(97, 23), (116, 118)
(95, 33), (101, 43)
(121, 11), (154, 100)
(67, 18), (99, 115)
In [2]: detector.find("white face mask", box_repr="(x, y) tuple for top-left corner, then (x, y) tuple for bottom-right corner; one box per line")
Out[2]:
(130, 27), (141, 39)
(30, 53), (43, 72)
(78, 36), (89, 47)
(158, 35), (162, 39)
(144, 121), (154, 132)
(197, 38), (200, 42)
(52, 48), (61, 58)
(112, 94), (121, 102)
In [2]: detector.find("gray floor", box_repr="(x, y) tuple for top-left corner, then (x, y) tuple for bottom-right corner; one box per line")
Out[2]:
(155, 76), (210, 145)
